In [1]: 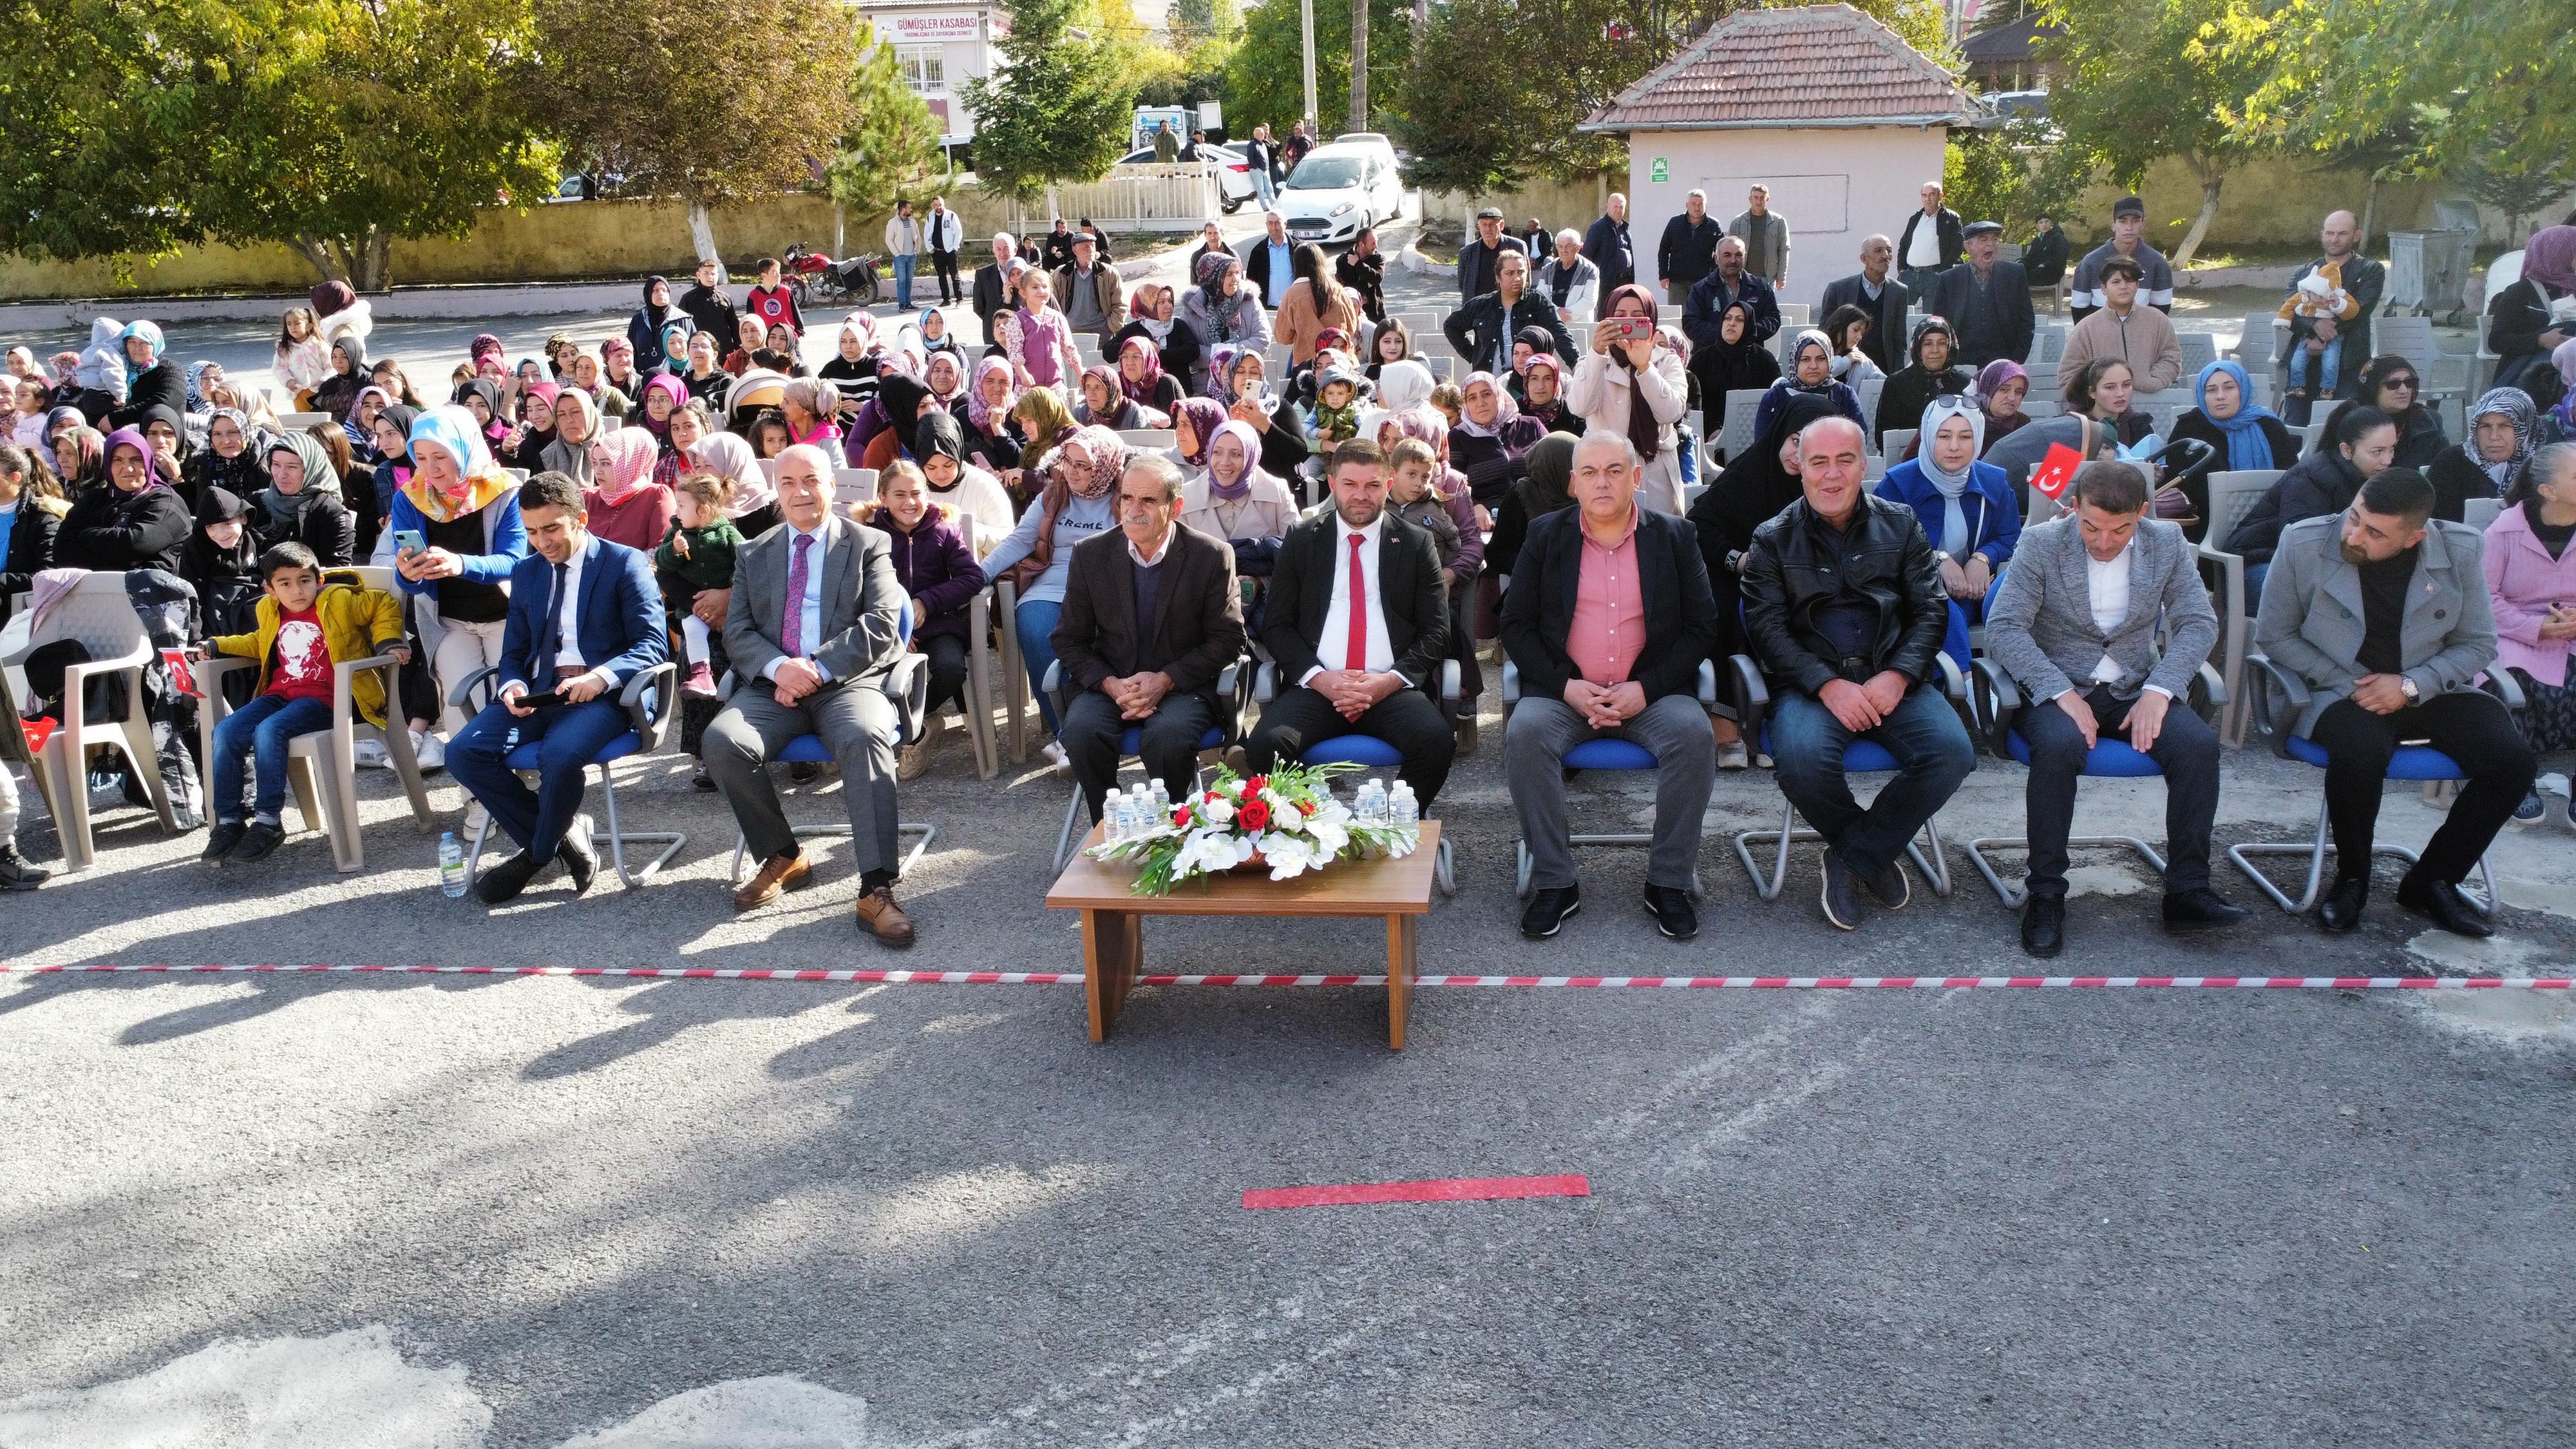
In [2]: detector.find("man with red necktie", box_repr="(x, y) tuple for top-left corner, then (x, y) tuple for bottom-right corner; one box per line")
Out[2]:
(1242, 439), (1457, 806)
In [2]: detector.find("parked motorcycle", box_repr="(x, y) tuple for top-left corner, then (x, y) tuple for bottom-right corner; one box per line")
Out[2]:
(784, 244), (882, 307)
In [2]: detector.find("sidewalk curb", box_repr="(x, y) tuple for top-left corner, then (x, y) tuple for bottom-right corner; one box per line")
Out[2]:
(1398, 243), (1455, 279)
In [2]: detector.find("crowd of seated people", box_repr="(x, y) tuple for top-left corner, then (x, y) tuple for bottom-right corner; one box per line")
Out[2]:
(1, 206), (2564, 970)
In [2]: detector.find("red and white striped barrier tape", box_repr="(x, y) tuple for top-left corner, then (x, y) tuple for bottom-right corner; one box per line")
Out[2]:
(1, 963), (2568, 989)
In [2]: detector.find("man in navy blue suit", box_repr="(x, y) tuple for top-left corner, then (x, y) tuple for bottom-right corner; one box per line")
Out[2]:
(447, 469), (668, 904)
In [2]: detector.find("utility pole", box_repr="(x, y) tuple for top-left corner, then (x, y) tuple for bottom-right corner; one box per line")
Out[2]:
(1349, 0), (1367, 135)
(1300, 0), (1318, 129)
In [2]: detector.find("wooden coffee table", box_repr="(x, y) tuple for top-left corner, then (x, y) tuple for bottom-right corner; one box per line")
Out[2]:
(1045, 822), (1441, 1049)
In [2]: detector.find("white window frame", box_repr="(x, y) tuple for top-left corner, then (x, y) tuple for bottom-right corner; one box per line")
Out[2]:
(896, 44), (945, 92)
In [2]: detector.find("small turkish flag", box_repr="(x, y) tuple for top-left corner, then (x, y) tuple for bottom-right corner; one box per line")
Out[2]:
(21, 717), (54, 754)
(2029, 442), (2084, 501)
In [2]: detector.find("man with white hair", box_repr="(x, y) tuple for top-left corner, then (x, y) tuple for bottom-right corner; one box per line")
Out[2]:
(1820, 234), (1909, 374)
(1741, 415), (1976, 931)
(1581, 193), (1634, 319)
(1501, 431), (1721, 942)
(707, 444), (918, 944)
(1536, 229), (1602, 325)
(972, 232), (1019, 350)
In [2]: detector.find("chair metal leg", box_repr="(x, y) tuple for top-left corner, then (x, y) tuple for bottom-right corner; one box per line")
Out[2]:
(1737, 799), (1949, 904)
(2228, 795), (2498, 918)
(1966, 833), (2169, 909)
(597, 766), (685, 891)
(1053, 782), (1086, 875)
(1434, 833), (1457, 898)
(460, 807), (495, 890)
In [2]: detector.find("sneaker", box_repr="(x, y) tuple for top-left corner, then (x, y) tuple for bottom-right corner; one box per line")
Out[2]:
(1716, 739), (1750, 770)
(2512, 790), (2546, 825)
(226, 820), (287, 863)
(350, 738), (388, 770)
(898, 743), (928, 781)
(413, 730), (446, 773)
(682, 662), (717, 697)
(463, 802), (489, 837)
(1819, 847), (1864, 931)
(692, 761), (716, 791)
(1519, 884), (1581, 939)
(1641, 882), (1698, 940)
(202, 819), (247, 862)
(1041, 740), (1071, 775)
(0, 842), (50, 891)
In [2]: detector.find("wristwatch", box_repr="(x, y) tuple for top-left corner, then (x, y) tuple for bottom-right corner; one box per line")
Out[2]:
(1931, 549), (1952, 565)
(2398, 675), (2420, 703)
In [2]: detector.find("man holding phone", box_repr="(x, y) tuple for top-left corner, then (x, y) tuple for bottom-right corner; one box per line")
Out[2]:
(444, 469), (667, 904)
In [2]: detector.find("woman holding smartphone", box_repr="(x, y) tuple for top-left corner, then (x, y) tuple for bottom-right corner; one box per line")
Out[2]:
(388, 406), (529, 784)
(1567, 283), (1690, 515)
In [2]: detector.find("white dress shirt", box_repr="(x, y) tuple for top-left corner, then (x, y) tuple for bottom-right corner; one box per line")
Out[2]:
(760, 520), (835, 683)
(1303, 513), (1394, 685)
(2083, 539), (2170, 697)
(1127, 524), (1175, 569)
(553, 547), (589, 670)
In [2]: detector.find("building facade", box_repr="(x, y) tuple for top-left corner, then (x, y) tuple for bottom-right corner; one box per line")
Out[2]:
(858, 0), (1009, 147)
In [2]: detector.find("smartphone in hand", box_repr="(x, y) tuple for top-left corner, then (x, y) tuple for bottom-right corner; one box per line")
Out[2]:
(395, 529), (428, 556)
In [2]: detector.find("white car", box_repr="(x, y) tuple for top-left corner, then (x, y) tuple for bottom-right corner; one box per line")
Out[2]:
(1273, 137), (1407, 246)
(1113, 143), (1256, 214)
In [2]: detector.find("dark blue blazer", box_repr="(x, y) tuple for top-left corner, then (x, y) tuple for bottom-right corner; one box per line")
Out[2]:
(498, 534), (667, 695)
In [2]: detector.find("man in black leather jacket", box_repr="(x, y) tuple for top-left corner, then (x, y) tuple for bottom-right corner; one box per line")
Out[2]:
(1741, 415), (1976, 930)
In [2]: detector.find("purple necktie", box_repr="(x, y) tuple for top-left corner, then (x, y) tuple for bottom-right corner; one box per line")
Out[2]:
(782, 533), (813, 658)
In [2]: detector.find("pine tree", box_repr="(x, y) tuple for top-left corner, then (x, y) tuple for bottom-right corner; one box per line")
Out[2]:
(831, 22), (947, 220)
(960, 0), (1137, 207)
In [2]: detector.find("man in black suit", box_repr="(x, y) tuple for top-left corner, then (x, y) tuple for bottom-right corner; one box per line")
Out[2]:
(971, 232), (1018, 351)
(1245, 440), (1456, 804)
(1927, 221), (2036, 368)
(1052, 453), (1247, 822)
(1580, 193), (1636, 321)
(1819, 234), (1911, 374)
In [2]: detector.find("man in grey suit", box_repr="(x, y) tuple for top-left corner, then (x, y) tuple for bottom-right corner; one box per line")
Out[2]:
(2254, 466), (2535, 938)
(1985, 461), (2249, 957)
(707, 444), (918, 945)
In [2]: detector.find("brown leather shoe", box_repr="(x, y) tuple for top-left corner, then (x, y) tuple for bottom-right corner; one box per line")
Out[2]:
(733, 852), (813, 911)
(854, 885), (916, 946)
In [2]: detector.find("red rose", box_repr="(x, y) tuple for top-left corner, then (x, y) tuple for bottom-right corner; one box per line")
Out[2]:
(1173, 806), (1193, 829)
(1236, 800), (1271, 831)
(1247, 775), (1269, 795)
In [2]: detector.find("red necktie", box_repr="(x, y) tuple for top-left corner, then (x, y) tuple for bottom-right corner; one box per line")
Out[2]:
(1345, 532), (1368, 672)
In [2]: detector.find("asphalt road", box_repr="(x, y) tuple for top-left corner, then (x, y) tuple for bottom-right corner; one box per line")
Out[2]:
(3, 214), (2570, 1445)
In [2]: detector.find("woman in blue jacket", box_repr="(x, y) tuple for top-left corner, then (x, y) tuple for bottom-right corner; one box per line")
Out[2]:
(390, 406), (530, 745)
(1875, 394), (2019, 672)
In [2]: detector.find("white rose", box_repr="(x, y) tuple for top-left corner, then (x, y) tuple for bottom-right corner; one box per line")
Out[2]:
(1201, 797), (1236, 826)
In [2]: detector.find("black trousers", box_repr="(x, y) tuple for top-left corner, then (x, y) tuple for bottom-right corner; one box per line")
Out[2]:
(922, 633), (967, 718)
(2017, 685), (2220, 897)
(930, 249), (961, 303)
(2309, 691), (2537, 884)
(1063, 688), (1215, 822)
(1247, 682), (1456, 807)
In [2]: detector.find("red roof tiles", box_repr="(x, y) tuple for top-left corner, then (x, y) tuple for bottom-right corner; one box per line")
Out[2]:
(1584, 4), (1980, 133)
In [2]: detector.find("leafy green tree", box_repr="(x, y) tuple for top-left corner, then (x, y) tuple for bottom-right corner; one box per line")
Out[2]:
(540, 0), (858, 266)
(829, 22), (947, 221)
(0, 0), (553, 288)
(2035, 0), (2271, 265)
(1224, 0), (1412, 138)
(961, 0), (1136, 207)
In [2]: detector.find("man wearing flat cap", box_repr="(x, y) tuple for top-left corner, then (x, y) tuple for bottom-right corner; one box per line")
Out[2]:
(1929, 220), (2036, 369)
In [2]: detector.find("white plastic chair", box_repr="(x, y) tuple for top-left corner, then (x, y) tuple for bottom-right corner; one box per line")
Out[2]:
(1882, 428), (1917, 462)
(833, 468), (878, 519)
(2196, 469), (2282, 745)
(1118, 430), (1178, 451)
(274, 412), (331, 430)
(0, 574), (181, 870)
(1717, 389), (1769, 464)
(2177, 332), (2218, 374)
(2463, 496), (2503, 531)
(194, 567), (437, 872)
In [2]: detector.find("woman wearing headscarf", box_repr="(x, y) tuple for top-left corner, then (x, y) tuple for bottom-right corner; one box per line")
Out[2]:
(860, 372), (933, 471)
(184, 407), (271, 506)
(2535, 339), (2576, 446)
(2167, 359), (2298, 532)
(1689, 390), (1839, 692)
(312, 332), (370, 424)
(779, 377), (842, 455)
(1486, 429), (1578, 583)
(914, 408), (1015, 545)
(688, 430), (781, 538)
(1115, 334), (1185, 419)
(2487, 443), (2576, 817)
(1967, 359), (2032, 457)
(2429, 388), (2535, 522)
(627, 276), (677, 371)
(1752, 328), (1864, 442)
(1074, 363), (1167, 431)
(541, 388), (602, 486)
(250, 429), (357, 565)
(367, 403), (421, 538)
(183, 360), (225, 417)
(1177, 417), (1297, 577)
(1446, 369), (1548, 511)
(390, 406), (527, 747)
(1373, 358), (1436, 417)
(960, 355), (1023, 476)
(576, 425), (670, 552)
(1566, 283), (1689, 514)
(104, 321), (185, 431)
(1518, 354), (1579, 437)
(52, 417), (106, 492)
(1177, 252), (1267, 394)
(820, 312), (882, 386)
(1112, 284), (1201, 397)
(654, 318), (696, 381)
(59, 426), (191, 572)
(345, 385), (392, 464)
(1876, 395), (2018, 669)
(598, 338), (646, 412)
(1207, 345), (1311, 480)
(978, 424), (1132, 756)
(504, 383), (560, 475)
(2488, 225), (2575, 395)
(308, 280), (374, 354)
(135, 405), (194, 507)
(923, 350), (969, 416)
(1871, 315), (1972, 449)
(452, 377), (510, 451)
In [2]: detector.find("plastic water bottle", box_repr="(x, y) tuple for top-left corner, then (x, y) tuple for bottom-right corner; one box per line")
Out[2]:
(1107, 795), (1134, 842)
(1148, 779), (1172, 819)
(438, 832), (467, 898)
(1389, 782), (1419, 830)
(1356, 779), (1386, 827)
(1130, 782), (1156, 831)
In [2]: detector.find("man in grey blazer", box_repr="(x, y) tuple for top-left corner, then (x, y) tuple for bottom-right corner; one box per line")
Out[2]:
(1985, 462), (2249, 957)
(707, 444), (918, 945)
(2254, 466), (2535, 937)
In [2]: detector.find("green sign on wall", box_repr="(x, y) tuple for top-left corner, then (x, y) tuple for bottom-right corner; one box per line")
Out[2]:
(1649, 158), (1669, 184)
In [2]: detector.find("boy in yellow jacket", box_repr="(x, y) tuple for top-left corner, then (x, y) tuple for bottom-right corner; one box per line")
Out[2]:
(200, 543), (408, 864)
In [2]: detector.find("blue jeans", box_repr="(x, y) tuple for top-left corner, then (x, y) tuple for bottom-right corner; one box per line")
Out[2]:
(211, 694), (332, 824)
(2286, 335), (2342, 395)
(1016, 598), (1064, 734)
(446, 697), (630, 865)
(1770, 683), (1977, 875)
(1253, 171), (1276, 209)
(891, 254), (916, 309)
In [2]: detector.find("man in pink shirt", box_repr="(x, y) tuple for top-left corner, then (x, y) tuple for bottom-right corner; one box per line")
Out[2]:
(1501, 431), (1722, 941)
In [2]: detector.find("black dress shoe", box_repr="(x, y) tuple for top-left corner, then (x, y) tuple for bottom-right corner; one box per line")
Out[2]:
(2317, 874), (2368, 933)
(2020, 893), (2065, 958)
(2161, 886), (2251, 929)
(1520, 884), (1580, 939)
(475, 850), (543, 905)
(202, 820), (246, 862)
(559, 814), (598, 895)
(2397, 870), (2494, 939)
(1819, 848), (1864, 931)
(1642, 882), (1698, 940)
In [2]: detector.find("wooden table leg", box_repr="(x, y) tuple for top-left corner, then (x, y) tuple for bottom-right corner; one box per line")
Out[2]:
(1083, 907), (1140, 1043)
(1385, 913), (1416, 1050)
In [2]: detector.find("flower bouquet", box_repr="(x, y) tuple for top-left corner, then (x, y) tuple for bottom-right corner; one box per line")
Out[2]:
(1086, 761), (1418, 897)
